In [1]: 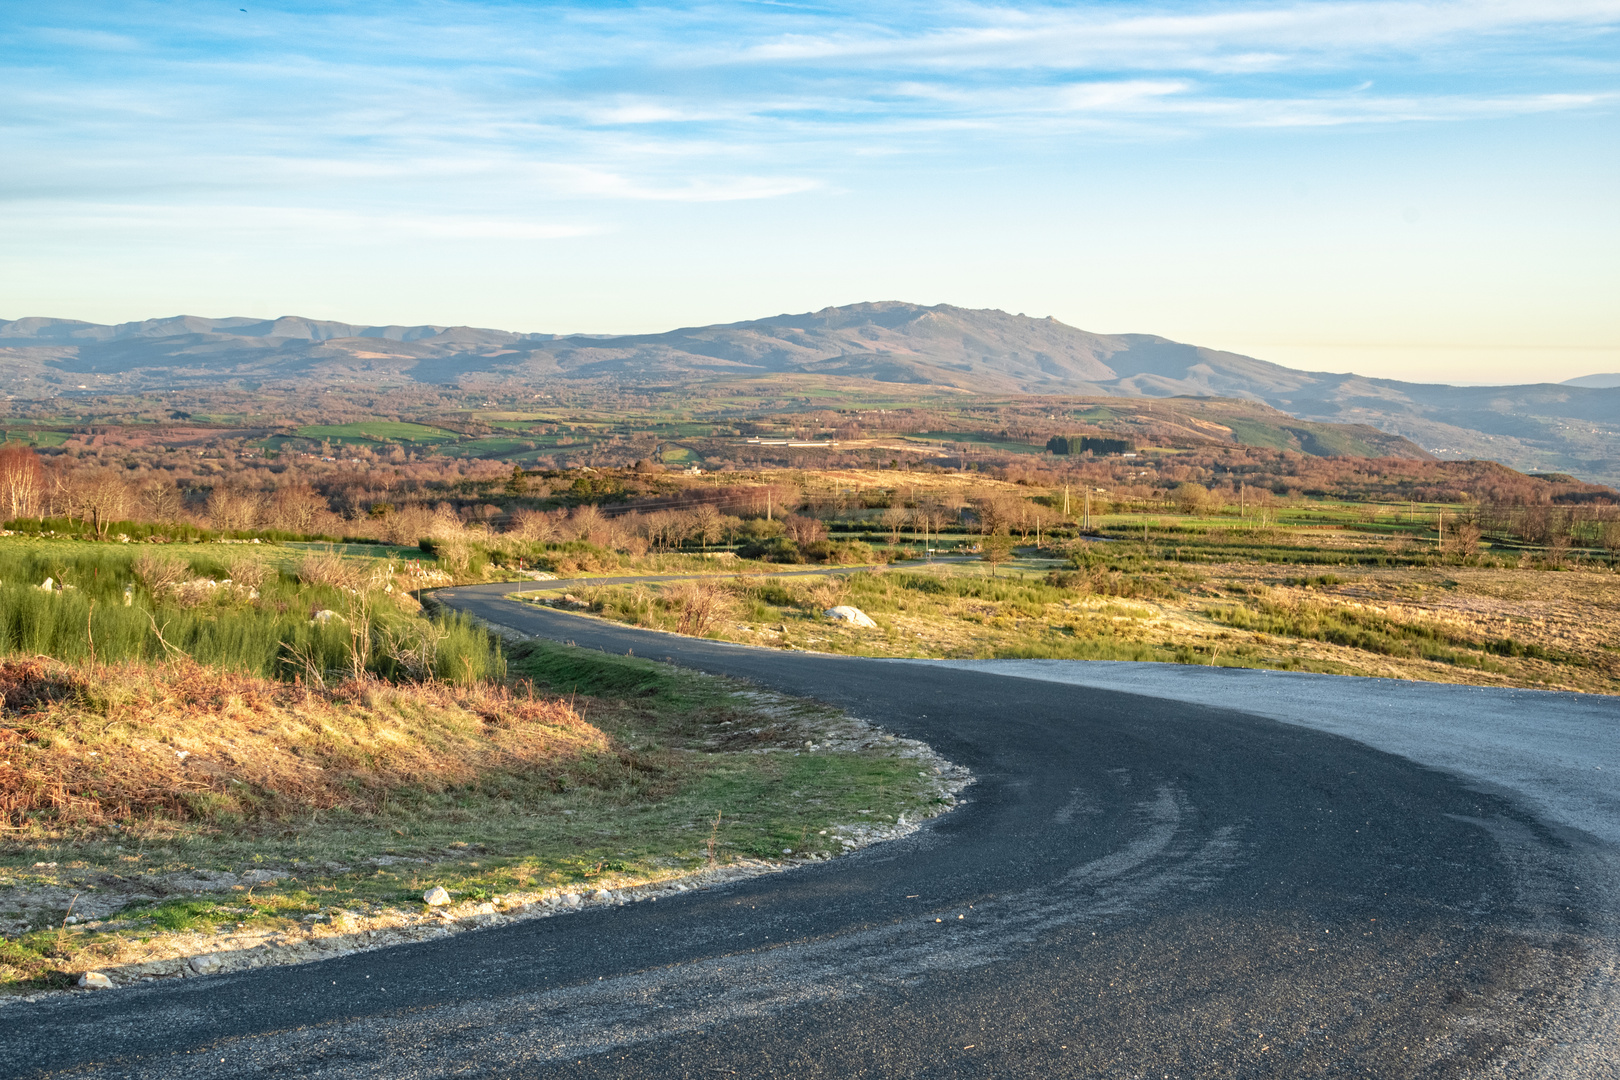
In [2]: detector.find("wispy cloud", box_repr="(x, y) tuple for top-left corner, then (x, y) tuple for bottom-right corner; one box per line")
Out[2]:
(739, 0), (1620, 69)
(5, 202), (600, 242)
(2, 1), (1615, 229)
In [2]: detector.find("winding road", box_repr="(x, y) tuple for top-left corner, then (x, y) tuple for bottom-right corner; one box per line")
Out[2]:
(6, 576), (1618, 1078)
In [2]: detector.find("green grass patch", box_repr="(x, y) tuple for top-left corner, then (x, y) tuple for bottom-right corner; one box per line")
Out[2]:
(294, 422), (458, 444)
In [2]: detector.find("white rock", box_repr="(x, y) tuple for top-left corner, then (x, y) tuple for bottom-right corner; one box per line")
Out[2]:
(188, 955), (223, 975)
(825, 605), (877, 628)
(561, 893), (581, 907)
(311, 609), (344, 624)
(422, 886), (452, 906)
(591, 889), (613, 902)
(78, 971), (113, 989)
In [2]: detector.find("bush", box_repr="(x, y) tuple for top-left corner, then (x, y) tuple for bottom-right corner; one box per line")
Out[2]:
(738, 537), (802, 563)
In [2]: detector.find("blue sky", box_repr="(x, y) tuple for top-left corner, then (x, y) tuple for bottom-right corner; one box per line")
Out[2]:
(2, 0), (1617, 382)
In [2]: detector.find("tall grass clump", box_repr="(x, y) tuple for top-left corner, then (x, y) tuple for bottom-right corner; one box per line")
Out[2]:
(0, 544), (499, 685)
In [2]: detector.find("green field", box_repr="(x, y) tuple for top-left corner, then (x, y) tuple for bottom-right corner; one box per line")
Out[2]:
(906, 431), (1044, 454)
(294, 421), (459, 445)
(0, 431), (72, 448)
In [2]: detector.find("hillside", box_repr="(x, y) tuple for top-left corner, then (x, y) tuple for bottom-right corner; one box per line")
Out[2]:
(3, 304), (1617, 483)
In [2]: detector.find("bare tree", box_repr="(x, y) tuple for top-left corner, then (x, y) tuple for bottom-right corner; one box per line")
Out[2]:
(73, 471), (131, 539)
(690, 504), (724, 548)
(969, 493), (1013, 536)
(208, 484), (261, 532)
(783, 514), (827, 546)
(1600, 509), (1620, 557)
(266, 484), (328, 534)
(879, 505), (909, 544)
(137, 479), (182, 523)
(0, 445), (44, 519)
(510, 508), (564, 543)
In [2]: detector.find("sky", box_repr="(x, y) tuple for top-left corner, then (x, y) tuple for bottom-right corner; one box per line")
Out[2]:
(2, 0), (1617, 384)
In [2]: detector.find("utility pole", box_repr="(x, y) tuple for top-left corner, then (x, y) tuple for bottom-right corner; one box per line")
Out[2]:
(1063, 485), (1070, 517)
(1084, 489), (1091, 531)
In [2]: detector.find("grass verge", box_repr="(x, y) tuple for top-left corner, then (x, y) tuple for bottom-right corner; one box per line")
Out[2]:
(0, 646), (962, 996)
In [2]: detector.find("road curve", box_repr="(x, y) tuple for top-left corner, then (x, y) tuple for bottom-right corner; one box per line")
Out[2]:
(4, 578), (1614, 1078)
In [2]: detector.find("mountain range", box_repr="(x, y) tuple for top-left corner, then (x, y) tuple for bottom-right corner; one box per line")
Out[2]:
(2, 303), (1616, 483)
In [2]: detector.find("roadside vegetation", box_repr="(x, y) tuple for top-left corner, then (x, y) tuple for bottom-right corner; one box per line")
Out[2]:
(0, 536), (946, 995)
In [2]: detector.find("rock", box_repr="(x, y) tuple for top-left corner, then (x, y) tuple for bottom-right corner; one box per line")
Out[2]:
(166, 870), (240, 892)
(825, 605), (878, 628)
(560, 893), (581, 907)
(423, 886), (452, 906)
(188, 955), (224, 975)
(311, 609), (343, 624)
(240, 869), (290, 886)
(591, 889), (613, 903)
(78, 971), (113, 989)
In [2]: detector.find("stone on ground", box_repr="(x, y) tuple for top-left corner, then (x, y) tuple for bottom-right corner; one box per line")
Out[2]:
(78, 971), (113, 989)
(423, 885), (452, 906)
(825, 605), (878, 628)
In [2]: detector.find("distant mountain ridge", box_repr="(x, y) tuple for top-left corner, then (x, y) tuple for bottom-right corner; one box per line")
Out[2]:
(3, 302), (1617, 483)
(1564, 373), (1620, 389)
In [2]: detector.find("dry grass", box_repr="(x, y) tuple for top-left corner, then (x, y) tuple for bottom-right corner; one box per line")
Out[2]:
(554, 555), (1620, 695)
(0, 642), (950, 994)
(0, 658), (607, 829)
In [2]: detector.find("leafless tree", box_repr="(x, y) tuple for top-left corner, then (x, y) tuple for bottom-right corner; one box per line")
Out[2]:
(0, 445), (44, 519)
(208, 484), (261, 532)
(73, 471), (131, 539)
(783, 514), (827, 546)
(879, 505), (909, 544)
(137, 479), (182, 523)
(690, 504), (724, 547)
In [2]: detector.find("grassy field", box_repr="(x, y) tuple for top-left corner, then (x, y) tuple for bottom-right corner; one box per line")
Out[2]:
(527, 518), (1620, 695)
(293, 422), (459, 445)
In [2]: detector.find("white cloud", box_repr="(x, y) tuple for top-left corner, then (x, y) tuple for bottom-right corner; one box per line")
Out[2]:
(740, 0), (1620, 71)
(7, 203), (600, 241)
(534, 165), (820, 201)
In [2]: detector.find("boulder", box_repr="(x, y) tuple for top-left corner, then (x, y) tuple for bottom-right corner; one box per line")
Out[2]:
(825, 605), (877, 628)
(78, 971), (113, 989)
(422, 886), (451, 906)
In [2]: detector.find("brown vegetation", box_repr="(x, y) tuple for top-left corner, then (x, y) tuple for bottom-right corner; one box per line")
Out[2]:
(0, 658), (606, 829)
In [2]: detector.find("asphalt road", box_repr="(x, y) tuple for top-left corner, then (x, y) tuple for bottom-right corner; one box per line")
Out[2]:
(5, 579), (1614, 1078)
